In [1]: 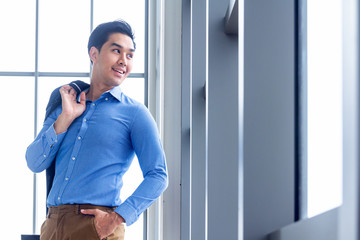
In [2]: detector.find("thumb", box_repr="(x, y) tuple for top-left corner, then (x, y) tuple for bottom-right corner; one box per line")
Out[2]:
(81, 208), (98, 216)
(79, 92), (86, 106)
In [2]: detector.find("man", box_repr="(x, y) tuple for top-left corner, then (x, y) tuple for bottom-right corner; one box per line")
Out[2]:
(26, 20), (168, 240)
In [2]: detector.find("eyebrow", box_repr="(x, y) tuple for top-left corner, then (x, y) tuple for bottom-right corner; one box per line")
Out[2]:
(111, 43), (135, 52)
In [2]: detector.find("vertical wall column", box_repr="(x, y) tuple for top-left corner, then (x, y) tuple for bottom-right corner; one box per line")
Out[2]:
(190, 0), (208, 239)
(181, 0), (191, 239)
(162, 0), (182, 240)
(340, 0), (360, 239)
(243, 1), (295, 239)
(147, 0), (164, 239)
(207, 0), (240, 239)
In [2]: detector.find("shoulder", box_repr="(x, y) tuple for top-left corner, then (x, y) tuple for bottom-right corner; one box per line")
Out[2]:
(120, 94), (156, 130)
(120, 92), (149, 116)
(120, 92), (142, 107)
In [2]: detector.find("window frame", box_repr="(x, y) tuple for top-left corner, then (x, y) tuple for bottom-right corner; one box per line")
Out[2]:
(269, 0), (346, 238)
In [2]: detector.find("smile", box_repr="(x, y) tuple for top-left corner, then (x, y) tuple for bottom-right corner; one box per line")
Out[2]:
(112, 68), (125, 74)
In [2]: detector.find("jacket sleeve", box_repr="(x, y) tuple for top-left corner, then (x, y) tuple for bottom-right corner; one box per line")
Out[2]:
(115, 104), (168, 226)
(25, 110), (67, 173)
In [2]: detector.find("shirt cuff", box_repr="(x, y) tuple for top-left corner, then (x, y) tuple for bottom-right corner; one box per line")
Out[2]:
(45, 123), (66, 147)
(115, 202), (138, 226)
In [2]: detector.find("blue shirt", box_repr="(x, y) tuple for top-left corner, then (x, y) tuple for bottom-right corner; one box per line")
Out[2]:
(26, 86), (168, 226)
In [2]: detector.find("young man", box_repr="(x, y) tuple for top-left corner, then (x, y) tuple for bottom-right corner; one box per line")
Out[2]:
(26, 20), (168, 240)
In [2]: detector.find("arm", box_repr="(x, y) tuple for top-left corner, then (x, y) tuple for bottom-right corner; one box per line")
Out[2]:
(115, 105), (168, 226)
(26, 85), (86, 172)
(26, 115), (64, 173)
(81, 105), (168, 238)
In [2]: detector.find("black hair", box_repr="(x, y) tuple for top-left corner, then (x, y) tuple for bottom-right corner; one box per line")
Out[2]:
(87, 19), (136, 58)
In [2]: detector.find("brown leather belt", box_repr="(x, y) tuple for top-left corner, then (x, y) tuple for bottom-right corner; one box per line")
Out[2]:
(48, 204), (116, 216)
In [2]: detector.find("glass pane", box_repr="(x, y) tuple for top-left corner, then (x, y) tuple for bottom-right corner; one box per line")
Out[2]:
(38, 0), (90, 72)
(94, 0), (145, 74)
(0, 77), (35, 237)
(121, 78), (145, 103)
(0, 1), (35, 71)
(307, 0), (343, 217)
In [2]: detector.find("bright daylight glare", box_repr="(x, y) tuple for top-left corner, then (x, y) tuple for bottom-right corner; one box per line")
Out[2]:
(307, 0), (343, 217)
(0, 0), (146, 239)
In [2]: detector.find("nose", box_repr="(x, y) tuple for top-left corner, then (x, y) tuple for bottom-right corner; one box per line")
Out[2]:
(118, 53), (127, 66)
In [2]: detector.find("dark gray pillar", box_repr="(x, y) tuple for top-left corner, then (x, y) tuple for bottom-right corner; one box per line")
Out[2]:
(244, 0), (296, 239)
(190, 0), (208, 239)
(207, 0), (240, 239)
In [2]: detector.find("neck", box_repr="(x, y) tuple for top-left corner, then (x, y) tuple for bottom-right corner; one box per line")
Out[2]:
(86, 81), (113, 101)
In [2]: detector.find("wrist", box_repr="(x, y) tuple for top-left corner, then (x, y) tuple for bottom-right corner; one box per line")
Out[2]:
(59, 111), (77, 122)
(54, 113), (74, 134)
(112, 212), (125, 226)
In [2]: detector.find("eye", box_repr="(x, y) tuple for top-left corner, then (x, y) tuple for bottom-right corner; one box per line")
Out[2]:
(113, 49), (120, 54)
(127, 54), (133, 59)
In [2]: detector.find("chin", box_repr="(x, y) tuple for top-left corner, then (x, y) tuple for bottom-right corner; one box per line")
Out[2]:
(113, 79), (125, 86)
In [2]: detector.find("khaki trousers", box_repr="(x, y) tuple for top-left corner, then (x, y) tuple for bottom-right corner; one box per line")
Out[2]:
(40, 204), (125, 240)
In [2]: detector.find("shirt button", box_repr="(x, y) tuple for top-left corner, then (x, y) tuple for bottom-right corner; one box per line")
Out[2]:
(78, 136), (82, 140)
(58, 197), (60, 200)
(105, 97), (108, 101)
(92, 103), (96, 106)
(72, 157), (76, 160)
(84, 118), (87, 122)
(65, 178), (69, 181)
(55, 140), (58, 143)
(43, 154), (46, 158)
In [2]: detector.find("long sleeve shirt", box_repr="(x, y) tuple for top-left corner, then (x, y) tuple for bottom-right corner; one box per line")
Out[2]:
(26, 86), (168, 226)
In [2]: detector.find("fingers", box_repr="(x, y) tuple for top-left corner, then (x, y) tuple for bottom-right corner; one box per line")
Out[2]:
(59, 85), (86, 105)
(81, 209), (115, 239)
(60, 85), (73, 93)
(81, 208), (100, 216)
(59, 85), (77, 97)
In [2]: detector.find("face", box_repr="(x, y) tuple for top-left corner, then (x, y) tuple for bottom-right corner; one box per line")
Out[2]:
(90, 33), (135, 89)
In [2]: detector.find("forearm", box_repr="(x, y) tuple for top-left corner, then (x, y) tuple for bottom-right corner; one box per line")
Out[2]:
(54, 112), (76, 134)
(116, 170), (168, 225)
(26, 122), (65, 173)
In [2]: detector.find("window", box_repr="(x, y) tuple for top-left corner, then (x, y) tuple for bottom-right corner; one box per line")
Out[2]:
(301, 0), (343, 218)
(0, 77), (35, 237)
(0, 1), (147, 238)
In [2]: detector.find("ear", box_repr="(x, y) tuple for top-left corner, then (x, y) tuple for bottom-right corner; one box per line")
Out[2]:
(89, 46), (99, 63)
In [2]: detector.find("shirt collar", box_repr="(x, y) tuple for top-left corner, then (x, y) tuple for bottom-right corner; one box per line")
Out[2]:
(108, 85), (123, 102)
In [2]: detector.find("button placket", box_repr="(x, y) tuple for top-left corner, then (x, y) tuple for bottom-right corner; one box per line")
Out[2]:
(56, 101), (97, 202)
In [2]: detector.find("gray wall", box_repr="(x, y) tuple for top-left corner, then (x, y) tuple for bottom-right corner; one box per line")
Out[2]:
(179, 0), (304, 239)
(176, 0), (360, 239)
(207, 0), (240, 239)
(179, 0), (296, 239)
(180, 0), (241, 239)
(244, 0), (296, 239)
(163, 0), (182, 239)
